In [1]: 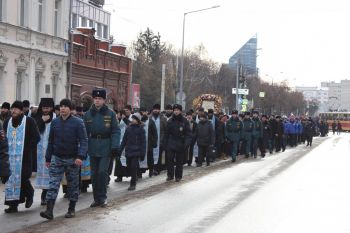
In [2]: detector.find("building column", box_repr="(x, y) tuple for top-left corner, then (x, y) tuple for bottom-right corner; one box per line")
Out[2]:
(28, 56), (36, 102)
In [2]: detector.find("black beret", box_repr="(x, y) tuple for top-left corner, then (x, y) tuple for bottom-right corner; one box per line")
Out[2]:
(208, 109), (214, 114)
(245, 111), (251, 116)
(173, 104), (182, 111)
(22, 100), (30, 108)
(252, 110), (259, 115)
(261, 114), (268, 118)
(198, 107), (205, 112)
(153, 104), (161, 110)
(92, 89), (106, 99)
(59, 99), (73, 109)
(54, 105), (60, 111)
(186, 111), (192, 116)
(40, 98), (54, 108)
(1, 102), (10, 110)
(231, 110), (238, 114)
(11, 101), (24, 111)
(276, 115), (282, 119)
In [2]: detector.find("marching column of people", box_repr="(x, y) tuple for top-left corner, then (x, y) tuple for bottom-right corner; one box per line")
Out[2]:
(0, 94), (331, 220)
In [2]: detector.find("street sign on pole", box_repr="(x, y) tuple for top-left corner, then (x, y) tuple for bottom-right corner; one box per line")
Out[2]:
(232, 88), (249, 95)
(259, 92), (265, 98)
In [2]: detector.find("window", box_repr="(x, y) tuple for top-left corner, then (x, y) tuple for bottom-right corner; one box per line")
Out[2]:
(97, 23), (102, 37)
(89, 19), (94, 28)
(72, 13), (78, 28)
(0, 0), (3, 22)
(54, 0), (60, 36)
(81, 17), (87, 27)
(38, 0), (43, 32)
(20, 0), (25, 26)
(103, 25), (108, 39)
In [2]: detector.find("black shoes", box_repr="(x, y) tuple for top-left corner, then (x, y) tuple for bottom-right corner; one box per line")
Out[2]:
(65, 201), (76, 218)
(231, 158), (236, 163)
(90, 200), (107, 208)
(166, 177), (174, 181)
(128, 185), (136, 191)
(115, 177), (123, 182)
(196, 163), (202, 167)
(4, 206), (18, 214)
(25, 196), (33, 208)
(40, 200), (55, 220)
(175, 178), (181, 182)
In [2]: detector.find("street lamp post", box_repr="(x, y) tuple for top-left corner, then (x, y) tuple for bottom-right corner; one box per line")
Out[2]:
(178, 5), (220, 106)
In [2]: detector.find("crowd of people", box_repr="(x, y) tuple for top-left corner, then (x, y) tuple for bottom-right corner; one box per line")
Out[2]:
(0, 89), (332, 220)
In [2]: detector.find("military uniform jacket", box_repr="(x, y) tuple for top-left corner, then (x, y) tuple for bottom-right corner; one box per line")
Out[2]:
(225, 117), (242, 142)
(252, 117), (262, 138)
(242, 118), (254, 139)
(84, 105), (121, 157)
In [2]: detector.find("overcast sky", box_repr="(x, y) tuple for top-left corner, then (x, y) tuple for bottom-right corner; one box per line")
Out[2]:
(104, 0), (350, 87)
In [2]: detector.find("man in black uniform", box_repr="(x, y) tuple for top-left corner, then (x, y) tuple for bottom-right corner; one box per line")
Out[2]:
(164, 104), (191, 182)
(275, 116), (285, 152)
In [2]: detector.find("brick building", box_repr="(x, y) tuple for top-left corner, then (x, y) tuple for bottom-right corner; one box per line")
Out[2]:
(70, 27), (131, 110)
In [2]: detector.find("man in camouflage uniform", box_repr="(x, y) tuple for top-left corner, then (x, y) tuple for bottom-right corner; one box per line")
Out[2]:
(251, 111), (262, 158)
(84, 89), (120, 208)
(40, 99), (88, 220)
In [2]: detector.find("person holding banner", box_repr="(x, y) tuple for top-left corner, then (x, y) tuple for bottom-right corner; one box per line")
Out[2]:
(3, 101), (40, 213)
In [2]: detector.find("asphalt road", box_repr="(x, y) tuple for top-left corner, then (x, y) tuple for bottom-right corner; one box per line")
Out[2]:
(11, 134), (346, 233)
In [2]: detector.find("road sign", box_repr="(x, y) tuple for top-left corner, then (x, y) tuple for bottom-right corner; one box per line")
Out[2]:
(232, 88), (249, 95)
(259, 92), (265, 98)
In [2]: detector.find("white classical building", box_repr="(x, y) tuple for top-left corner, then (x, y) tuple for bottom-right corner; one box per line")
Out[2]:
(295, 86), (329, 112)
(0, 0), (70, 105)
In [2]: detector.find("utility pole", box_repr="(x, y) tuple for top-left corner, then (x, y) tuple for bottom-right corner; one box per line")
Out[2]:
(67, 0), (74, 99)
(161, 64), (166, 111)
(235, 62), (240, 111)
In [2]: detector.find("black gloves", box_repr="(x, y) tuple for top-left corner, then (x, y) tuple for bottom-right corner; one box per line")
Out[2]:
(1, 176), (9, 184)
(111, 149), (120, 159)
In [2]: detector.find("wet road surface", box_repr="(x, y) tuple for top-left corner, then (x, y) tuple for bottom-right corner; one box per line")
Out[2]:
(14, 134), (348, 233)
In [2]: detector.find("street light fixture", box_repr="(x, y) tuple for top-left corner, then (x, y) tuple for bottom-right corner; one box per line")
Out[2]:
(178, 5), (220, 106)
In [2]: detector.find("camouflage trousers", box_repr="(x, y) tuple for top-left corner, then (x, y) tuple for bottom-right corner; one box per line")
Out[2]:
(46, 156), (80, 202)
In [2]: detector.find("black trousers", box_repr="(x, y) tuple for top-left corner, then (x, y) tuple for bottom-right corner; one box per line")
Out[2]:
(147, 148), (155, 174)
(198, 145), (210, 165)
(306, 136), (313, 145)
(166, 150), (184, 179)
(185, 144), (194, 165)
(275, 135), (285, 151)
(5, 176), (34, 207)
(127, 157), (139, 186)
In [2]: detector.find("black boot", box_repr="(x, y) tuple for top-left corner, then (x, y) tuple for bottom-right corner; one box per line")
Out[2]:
(128, 185), (136, 191)
(41, 190), (48, 206)
(65, 201), (76, 218)
(40, 200), (55, 220)
(25, 196), (34, 208)
(4, 205), (18, 214)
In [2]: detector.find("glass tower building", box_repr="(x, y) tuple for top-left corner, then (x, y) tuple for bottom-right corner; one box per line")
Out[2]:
(229, 36), (257, 75)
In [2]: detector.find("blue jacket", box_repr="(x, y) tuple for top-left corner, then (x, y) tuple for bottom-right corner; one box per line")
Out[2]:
(120, 124), (146, 158)
(46, 115), (88, 162)
(285, 120), (298, 135)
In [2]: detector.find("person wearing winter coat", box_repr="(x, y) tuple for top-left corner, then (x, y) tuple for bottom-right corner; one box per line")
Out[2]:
(0, 122), (10, 184)
(225, 110), (242, 162)
(260, 115), (272, 157)
(194, 113), (215, 167)
(304, 118), (315, 147)
(251, 111), (262, 158)
(119, 113), (146, 191)
(164, 104), (192, 182)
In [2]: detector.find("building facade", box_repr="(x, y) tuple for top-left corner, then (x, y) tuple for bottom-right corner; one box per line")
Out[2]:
(0, 0), (69, 105)
(229, 36), (257, 75)
(321, 80), (350, 111)
(295, 86), (329, 113)
(71, 0), (110, 41)
(70, 27), (131, 111)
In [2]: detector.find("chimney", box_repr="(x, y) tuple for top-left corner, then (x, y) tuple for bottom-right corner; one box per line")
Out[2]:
(110, 44), (126, 56)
